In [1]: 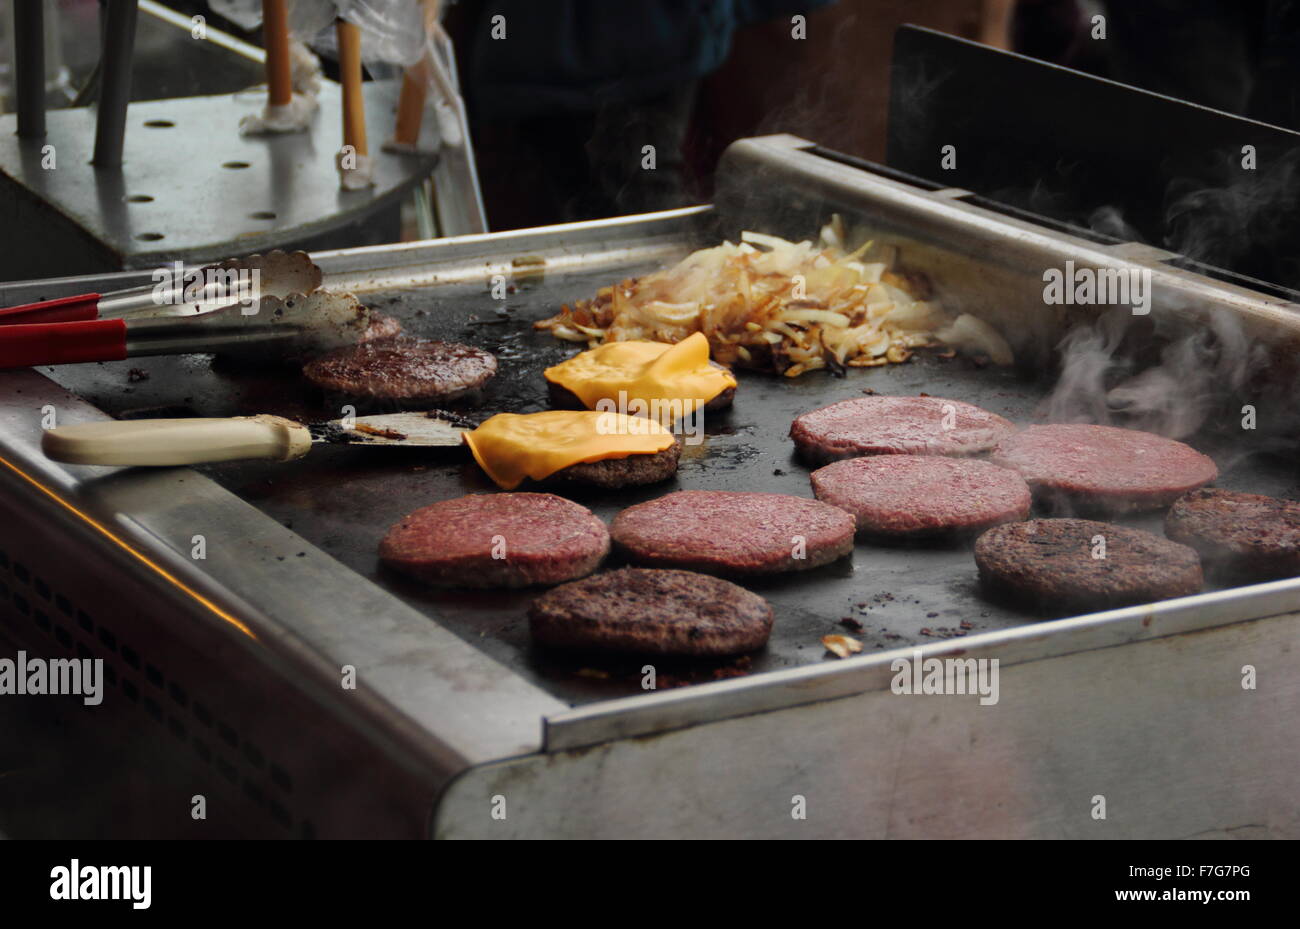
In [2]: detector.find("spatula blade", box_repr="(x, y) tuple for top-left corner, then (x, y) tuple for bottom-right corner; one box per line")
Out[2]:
(310, 411), (469, 447)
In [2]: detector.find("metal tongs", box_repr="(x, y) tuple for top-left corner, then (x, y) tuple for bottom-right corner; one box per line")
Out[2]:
(0, 250), (323, 324)
(0, 291), (372, 369)
(0, 252), (374, 368)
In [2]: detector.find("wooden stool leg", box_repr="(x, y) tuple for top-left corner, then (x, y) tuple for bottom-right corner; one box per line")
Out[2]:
(263, 0), (293, 107)
(338, 20), (367, 156)
(239, 1), (317, 134)
(391, 64), (430, 149)
(336, 19), (372, 188)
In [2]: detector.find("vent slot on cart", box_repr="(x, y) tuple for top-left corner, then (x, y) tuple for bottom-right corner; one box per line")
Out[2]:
(0, 546), (311, 838)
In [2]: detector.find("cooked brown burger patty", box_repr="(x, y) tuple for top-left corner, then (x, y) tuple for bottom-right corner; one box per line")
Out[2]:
(974, 518), (1202, 612)
(1165, 488), (1300, 582)
(811, 455), (1031, 538)
(529, 567), (774, 656)
(379, 493), (608, 588)
(303, 337), (497, 402)
(611, 490), (855, 576)
(790, 395), (1016, 465)
(991, 423), (1218, 512)
(544, 437), (682, 489)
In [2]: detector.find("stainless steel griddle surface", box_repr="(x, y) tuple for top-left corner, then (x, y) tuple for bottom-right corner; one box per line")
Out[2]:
(42, 267), (1300, 706)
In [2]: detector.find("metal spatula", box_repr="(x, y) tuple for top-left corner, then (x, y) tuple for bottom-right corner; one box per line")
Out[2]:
(42, 411), (469, 467)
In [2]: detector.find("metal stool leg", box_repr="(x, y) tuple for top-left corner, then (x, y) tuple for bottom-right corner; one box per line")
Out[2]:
(14, 0), (46, 139)
(92, 0), (139, 167)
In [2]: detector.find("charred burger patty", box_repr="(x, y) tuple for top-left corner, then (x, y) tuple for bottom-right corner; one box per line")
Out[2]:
(303, 337), (498, 403)
(1165, 487), (1300, 582)
(529, 567), (774, 656)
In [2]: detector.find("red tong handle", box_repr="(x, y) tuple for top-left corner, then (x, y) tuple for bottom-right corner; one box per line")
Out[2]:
(0, 293), (102, 325)
(0, 319), (128, 369)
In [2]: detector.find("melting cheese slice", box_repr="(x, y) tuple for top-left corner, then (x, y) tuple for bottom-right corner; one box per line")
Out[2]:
(544, 332), (737, 424)
(464, 410), (675, 490)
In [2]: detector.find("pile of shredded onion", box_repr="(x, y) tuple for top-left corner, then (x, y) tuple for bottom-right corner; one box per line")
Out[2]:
(535, 218), (1013, 376)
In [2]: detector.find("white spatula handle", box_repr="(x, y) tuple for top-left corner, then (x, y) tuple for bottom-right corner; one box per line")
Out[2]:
(42, 415), (313, 466)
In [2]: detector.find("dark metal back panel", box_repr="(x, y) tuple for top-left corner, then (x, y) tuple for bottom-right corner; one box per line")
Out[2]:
(887, 24), (1300, 291)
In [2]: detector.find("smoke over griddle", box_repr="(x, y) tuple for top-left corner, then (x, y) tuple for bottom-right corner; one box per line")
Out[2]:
(1164, 148), (1300, 289)
(1042, 307), (1265, 441)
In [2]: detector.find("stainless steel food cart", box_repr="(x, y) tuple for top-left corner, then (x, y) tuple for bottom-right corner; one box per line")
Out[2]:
(1, 135), (1296, 838)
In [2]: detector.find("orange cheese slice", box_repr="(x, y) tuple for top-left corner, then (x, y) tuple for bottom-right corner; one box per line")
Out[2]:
(543, 332), (736, 424)
(463, 410), (676, 490)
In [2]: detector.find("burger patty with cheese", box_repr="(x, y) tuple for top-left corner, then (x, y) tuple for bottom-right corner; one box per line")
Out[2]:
(464, 410), (681, 490)
(543, 333), (737, 424)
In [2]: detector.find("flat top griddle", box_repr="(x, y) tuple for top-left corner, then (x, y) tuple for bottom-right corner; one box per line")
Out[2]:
(41, 263), (1300, 707)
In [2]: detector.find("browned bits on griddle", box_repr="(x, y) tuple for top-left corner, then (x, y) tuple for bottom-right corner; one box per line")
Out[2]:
(822, 634), (863, 658)
(353, 423), (407, 440)
(423, 408), (481, 429)
(711, 657), (753, 681)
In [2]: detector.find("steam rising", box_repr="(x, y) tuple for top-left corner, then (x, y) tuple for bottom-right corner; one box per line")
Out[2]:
(1047, 153), (1300, 443)
(1164, 149), (1300, 287)
(1086, 205), (1143, 242)
(1043, 308), (1262, 439)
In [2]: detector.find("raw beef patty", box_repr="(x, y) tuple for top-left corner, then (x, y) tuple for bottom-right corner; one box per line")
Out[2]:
(991, 423), (1217, 512)
(379, 492), (608, 588)
(611, 490), (855, 576)
(790, 395), (1016, 464)
(811, 455), (1031, 538)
